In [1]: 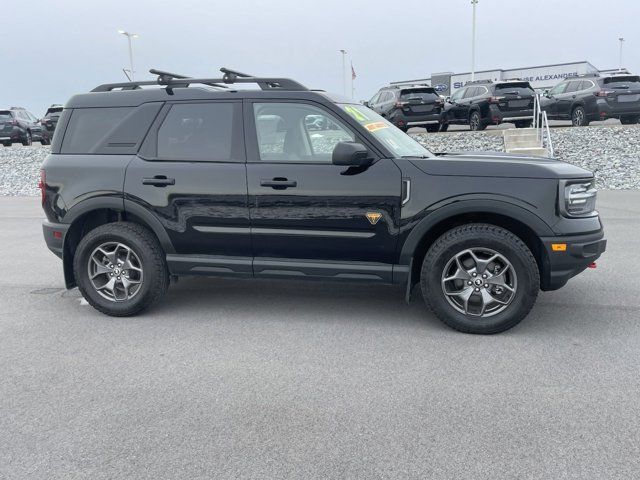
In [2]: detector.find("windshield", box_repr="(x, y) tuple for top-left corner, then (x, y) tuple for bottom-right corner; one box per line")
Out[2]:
(340, 104), (434, 158)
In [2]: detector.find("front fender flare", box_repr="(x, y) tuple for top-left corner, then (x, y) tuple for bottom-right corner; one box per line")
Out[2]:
(398, 198), (554, 266)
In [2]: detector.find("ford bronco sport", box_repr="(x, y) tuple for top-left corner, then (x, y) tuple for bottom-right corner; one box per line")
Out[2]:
(40, 68), (606, 334)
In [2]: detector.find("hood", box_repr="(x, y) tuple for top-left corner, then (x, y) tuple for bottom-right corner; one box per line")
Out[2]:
(412, 151), (593, 179)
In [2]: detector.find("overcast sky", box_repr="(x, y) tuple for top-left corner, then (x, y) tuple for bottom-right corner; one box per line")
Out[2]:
(2, 0), (639, 115)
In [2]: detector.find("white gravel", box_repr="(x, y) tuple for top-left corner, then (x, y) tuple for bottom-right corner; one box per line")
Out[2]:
(1, 124), (639, 195)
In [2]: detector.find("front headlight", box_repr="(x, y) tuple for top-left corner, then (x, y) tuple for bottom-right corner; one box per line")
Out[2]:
(559, 179), (597, 217)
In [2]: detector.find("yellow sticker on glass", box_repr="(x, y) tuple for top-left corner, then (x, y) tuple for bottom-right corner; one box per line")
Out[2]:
(364, 122), (388, 132)
(343, 106), (369, 122)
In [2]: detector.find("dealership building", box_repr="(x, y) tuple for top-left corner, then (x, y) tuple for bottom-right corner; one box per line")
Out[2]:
(391, 61), (625, 96)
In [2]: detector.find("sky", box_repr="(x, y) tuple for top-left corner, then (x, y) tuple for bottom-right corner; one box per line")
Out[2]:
(2, 0), (639, 115)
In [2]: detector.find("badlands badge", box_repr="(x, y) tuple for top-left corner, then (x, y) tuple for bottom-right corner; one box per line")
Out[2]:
(365, 212), (382, 225)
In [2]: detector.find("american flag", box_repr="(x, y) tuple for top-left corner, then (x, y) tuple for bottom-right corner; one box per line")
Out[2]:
(351, 63), (356, 80)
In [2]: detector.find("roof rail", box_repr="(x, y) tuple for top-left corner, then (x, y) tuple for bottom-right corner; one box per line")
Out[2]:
(91, 67), (308, 93)
(466, 79), (493, 85)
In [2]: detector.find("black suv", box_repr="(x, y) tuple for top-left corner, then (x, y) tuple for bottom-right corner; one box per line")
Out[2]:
(366, 85), (443, 132)
(441, 80), (536, 131)
(40, 68), (606, 334)
(0, 107), (48, 146)
(40, 105), (64, 138)
(541, 73), (640, 126)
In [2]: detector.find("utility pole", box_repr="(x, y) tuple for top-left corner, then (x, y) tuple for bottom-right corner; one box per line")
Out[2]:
(618, 37), (625, 71)
(118, 30), (139, 81)
(339, 49), (347, 96)
(471, 0), (478, 80)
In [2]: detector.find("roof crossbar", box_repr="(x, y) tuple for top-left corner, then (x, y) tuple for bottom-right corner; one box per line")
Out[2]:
(91, 67), (308, 92)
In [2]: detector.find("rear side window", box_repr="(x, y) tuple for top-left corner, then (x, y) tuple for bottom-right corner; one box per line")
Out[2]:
(565, 81), (581, 93)
(400, 88), (438, 102)
(157, 103), (237, 161)
(0, 111), (12, 121)
(61, 107), (132, 154)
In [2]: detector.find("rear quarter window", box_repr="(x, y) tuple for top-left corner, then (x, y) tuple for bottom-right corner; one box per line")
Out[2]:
(61, 107), (133, 154)
(0, 111), (12, 121)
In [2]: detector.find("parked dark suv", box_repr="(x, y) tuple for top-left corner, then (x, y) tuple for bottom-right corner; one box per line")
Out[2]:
(366, 85), (444, 132)
(40, 105), (64, 138)
(40, 68), (606, 334)
(541, 73), (640, 126)
(441, 80), (536, 131)
(0, 107), (48, 146)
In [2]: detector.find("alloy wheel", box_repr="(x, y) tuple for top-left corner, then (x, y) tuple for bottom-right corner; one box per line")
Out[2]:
(572, 108), (584, 126)
(441, 247), (517, 317)
(87, 242), (144, 302)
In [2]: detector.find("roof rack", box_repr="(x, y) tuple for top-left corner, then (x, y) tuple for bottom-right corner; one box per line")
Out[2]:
(91, 67), (309, 93)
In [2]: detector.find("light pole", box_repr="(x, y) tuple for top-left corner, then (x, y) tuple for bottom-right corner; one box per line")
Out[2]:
(618, 37), (625, 71)
(471, 0), (478, 81)
(339, 49), (347, 96)
(118, 30), (139, 81)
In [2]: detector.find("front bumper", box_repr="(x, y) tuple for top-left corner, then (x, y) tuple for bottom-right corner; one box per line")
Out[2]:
(540, 230), (606, 291)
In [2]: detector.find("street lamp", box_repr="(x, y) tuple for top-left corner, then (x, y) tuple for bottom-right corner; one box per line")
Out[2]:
(471, 0), (478, 81)
(118, 30), (139, 81)
(339, 49), (347, 96)
(618, 37), (625, 71)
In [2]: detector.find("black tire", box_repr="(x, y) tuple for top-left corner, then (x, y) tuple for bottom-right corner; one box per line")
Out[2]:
(620, 115), (639, 125)
(40, 137), (51, 146)
(21, 131), (32, 146)
(439, 122), (449, 132)
(420, 224), (540, 334)
(74, 222), (169, 316)
(515, 120), (533, 128)
(425, 124), (439, 133)
(571, 106), (589, 127)
(469, 111), (486, 131)
(2, 142), (11, 147)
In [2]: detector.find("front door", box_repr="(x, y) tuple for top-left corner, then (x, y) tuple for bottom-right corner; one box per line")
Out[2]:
(124, 100), (252, 275)
(245, 100), (402, 282)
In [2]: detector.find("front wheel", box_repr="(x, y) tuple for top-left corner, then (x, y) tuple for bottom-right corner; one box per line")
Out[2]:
(620, 115), (639, 125)
(571, 106), (589, 127)
(420, 224), (540, 334)
(469, 111), (486, 131)
(74, 222), (169, 316)
(515, 120), (532, 128)
(21, 131), (32, 146)
(425, 124), (440, 133)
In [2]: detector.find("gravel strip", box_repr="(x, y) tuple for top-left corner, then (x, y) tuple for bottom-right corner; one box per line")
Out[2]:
(1, 124), (638, 195)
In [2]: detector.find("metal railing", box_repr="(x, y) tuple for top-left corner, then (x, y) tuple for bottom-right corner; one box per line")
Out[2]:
(533, 93), (554, 157)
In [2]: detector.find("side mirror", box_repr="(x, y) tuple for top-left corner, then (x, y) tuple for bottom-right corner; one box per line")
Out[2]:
(332, 142), (373, 167)
(363, 101), (370, 107)
(544, 89), (550, 97)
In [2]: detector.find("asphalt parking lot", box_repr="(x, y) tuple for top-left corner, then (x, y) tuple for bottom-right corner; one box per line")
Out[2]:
(1, 192), (639, 479)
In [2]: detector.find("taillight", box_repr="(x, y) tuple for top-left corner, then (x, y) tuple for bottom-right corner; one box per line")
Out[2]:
(38, 169), (46, 206)
(594, 90), (614, 97)
(489, 96), (504, 104)
(394, 101), (408, 108)
(11, 119), (18, 126)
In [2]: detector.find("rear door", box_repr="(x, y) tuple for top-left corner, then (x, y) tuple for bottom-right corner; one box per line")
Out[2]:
(603, 75), (640, 113)
(245, 100), (401, 282)
(399, 88), (441, 117)
(494, 82), (535, 115)
(125, 100), (252, 275)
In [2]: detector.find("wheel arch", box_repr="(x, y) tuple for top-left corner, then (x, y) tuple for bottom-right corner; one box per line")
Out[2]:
(61, 198), (174, 288)
(400, 200), (553, 288)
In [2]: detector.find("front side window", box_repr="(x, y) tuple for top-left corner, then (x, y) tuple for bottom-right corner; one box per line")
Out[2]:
(450, 88), (466, 102)
(549, 82), (567, 96)
(253, 103), (355, 162)
(157, 103), (236, 161)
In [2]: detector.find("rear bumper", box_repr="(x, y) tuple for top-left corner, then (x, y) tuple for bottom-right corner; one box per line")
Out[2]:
(42, 220), (69, 259)
(390, 111), (442, 127)
(540, 230), (606, 291)
(489, 105), (534, 124)
(594, 99), (640, 119)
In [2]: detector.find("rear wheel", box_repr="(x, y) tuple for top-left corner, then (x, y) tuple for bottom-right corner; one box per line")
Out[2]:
(425, 124), (439, 133)
(420, 224), (539, 334)
(40, 137), (51, 146)
(620, 115), (639, 125)
(74, 222), (169, 316)
(571, 106), (589, 127)
(439, 121), (449, 132)
(469, 111), (486, 131)
(2, 142), (10, 147)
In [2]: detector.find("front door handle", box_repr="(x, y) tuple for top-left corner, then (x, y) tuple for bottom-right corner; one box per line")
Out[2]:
(142, 176), (175, 187)
(260, 178), (297, 189)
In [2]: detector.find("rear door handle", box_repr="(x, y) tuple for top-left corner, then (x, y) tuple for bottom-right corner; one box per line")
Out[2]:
(142, 176), (175, 187)
(260, 178), (297, 189)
